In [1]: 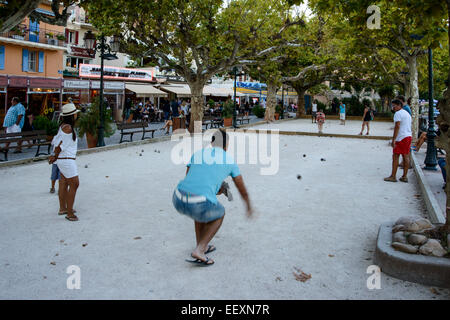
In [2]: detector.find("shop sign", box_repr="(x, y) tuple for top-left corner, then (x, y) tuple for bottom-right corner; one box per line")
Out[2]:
(29, 77), (62, 88)
(8, 76), (28, 88)
(91, 81), (125, 90)
(64, 80), (90, 89)
(69, 46), (95, 59)
(0, 76), (7, 87)
(79, 64), (154, 82)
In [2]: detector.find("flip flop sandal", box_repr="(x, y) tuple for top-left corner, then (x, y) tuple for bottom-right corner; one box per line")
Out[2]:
(185, 257), (214, 267)
(65, 215), (79, 222)
(58, 209), (76, 216)
(204, 245), (216, 254)
(399, 177), (408, 183)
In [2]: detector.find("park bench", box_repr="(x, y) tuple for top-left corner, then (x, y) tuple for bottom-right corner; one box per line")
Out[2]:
(0, 130), (51, 161)
(202, 117), (223, 130)
(116, 122), (156, 143)
(236, 116), (250, 125)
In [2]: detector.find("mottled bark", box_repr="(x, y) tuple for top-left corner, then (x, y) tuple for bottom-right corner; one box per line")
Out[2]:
(188, 83), (205, 133)
(294, 87), (306, 118)
(264, 81), (278, 122)
(407, 55), (419, 141)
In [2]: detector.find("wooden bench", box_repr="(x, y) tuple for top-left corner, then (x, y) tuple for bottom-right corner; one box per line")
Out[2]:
(116, 122), (156, 143)
(202, 118), (223, 130)
(236, 116), (250, 125)
(0, 130), (51, 161)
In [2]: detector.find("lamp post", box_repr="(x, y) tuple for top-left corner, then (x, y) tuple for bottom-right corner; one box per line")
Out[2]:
(424, 47), (437, 170)
(83, 31), (120, 147)
(257, 66), (262, 104)
(281, 84), (285, 119)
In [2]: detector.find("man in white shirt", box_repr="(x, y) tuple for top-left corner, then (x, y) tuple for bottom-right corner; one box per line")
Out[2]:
(384, 99), (412, 183)
(311, 100), (318, 123)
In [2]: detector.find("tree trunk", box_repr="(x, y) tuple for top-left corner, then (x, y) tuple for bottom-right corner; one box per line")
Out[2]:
(444, 0), (450, 230)
(407, 55), (420, 141)
(294, 87), (306, 118)
(188, 83), (205, 133)
(264, 81), (277, 122)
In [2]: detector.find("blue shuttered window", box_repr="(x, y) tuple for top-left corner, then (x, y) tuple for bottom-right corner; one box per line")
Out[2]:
(22, 49), (28, 72)
(0, 46), (4, 70)
(38, 51), (44, 72)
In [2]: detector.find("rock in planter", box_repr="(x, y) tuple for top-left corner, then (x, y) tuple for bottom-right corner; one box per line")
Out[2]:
(392, 242), (418, 254)
(408, 234), (428, 246)
(392, 224), (405, 233)
(419, 239), (447, 257)
(394, 216), (432, 233)
(393, 231), (407, 244)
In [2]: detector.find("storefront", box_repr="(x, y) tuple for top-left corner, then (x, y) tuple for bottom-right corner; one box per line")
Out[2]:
(0, 75), (7, 124)
(125, 83), (168, 109)
(27, 77), (62, 117)
(91, 81), (125, 121)
(62, 79), (90, 106)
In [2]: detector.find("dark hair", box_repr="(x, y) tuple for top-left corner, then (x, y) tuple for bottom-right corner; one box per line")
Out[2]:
(396, 95), (405, 103)
(211, 129), (229, 149)
(12, 97), (19, 103)
(60, 114), (76, 141)
(407, 98), (412, 105)
(392, 99), (403, 107)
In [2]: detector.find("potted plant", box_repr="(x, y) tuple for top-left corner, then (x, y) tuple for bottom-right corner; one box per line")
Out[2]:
(274, 105), (282, 120)
(75, 97), (116, 148)
(56, 34), (66, 42)
(45, 120), (59, 141)
(45, 32), (54, 39)
(252, 104), (265, 118)
(32, 115), (50, 132)
(222, 101), (234, 127)
(11, 26), (25, 40)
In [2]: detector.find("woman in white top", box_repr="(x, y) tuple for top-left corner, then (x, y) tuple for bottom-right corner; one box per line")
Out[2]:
(49, 104), (80, 221)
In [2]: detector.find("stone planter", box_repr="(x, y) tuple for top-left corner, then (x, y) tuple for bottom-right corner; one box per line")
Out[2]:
(86, 132), (98, 148)
(274, 113), (280, 120)
(223, 118), (232, 127)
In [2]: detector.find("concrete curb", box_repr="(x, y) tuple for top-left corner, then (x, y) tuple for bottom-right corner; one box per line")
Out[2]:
(411, 152), (446, 224)
(0, 135), (172, 169)
(374, 222), (450, 288)
(0, 117), (390, 168)
(228, 128), (391, 141)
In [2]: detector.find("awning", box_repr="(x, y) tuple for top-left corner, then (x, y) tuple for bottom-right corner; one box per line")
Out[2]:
(159, 84), (245, 98)
(203, 85), (245, 97)
(126, 84), (168, 97)
(159, 84), (191, 98)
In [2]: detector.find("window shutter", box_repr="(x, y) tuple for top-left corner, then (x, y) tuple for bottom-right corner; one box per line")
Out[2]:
(38, 51), (44, 72)
(22, 49), (29, 72)
(0, 46), (4, 70)
(75, 31), (79, 44)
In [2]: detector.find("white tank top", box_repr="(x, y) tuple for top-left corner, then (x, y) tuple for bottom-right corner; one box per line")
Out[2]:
(53, 125), (78, 158)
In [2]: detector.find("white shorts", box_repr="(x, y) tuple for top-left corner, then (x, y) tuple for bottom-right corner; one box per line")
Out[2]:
(6, 124), (21, 134)
(340, 113), (346, 120)
(56, 159), (78, 179)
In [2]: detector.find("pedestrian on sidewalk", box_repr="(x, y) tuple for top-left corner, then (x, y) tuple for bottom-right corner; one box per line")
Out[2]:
(311, 100), (318, 123)
(172, 129), (253, 266)
(396, 95), (412, 116)
(339, 101), (346, 125)
(359, 103), (373, 135)
(48, 104), (80, 221)
(316, 109), (325, 134)
(384, 99), (412, 183)
(2, 97), (25, 153)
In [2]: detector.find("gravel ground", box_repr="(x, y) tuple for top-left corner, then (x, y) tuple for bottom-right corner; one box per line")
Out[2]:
(0, 126), (449, 299)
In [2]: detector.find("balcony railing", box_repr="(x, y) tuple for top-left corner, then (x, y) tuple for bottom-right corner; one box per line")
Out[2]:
(0, 24), (66, 48)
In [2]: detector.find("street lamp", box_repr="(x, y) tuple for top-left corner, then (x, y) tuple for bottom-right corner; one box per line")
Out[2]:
(281, 83), (285, 119)
(232, 66), (244, 128)
(257, 66), (262, 104)
(83, 31), (120, 147)
(424, 47), (438, 170)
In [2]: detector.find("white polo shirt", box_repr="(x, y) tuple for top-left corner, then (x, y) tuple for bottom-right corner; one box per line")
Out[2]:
(393, 108), (412, 142)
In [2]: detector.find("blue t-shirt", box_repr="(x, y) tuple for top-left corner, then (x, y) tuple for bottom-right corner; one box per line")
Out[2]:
(177, 147), (241, 204)
(339, 104), (345, 114)
(3, 103), (25, 128)
(403, 105), (412, 115)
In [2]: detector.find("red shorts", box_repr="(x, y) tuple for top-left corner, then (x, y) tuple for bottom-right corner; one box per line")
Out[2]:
(393, 136), (412, 155)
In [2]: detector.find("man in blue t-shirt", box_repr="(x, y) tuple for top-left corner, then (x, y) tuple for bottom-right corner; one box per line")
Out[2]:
(173, 130), (253, 266)
(2, 97), (25, 153)
(396, 95), (412, 116)
(339, 102), (346, 125)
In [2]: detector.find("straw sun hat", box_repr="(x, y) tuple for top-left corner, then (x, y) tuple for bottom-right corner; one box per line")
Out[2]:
(61, 103), (80, 117)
